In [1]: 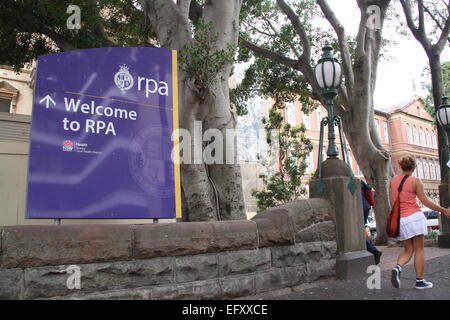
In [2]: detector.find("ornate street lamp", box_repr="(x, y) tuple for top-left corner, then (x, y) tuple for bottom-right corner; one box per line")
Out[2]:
(436, 96), (450, 158)
(314, 45), (342, 158)
(436, 96), (450, 248)
(314, 45), (356, 195)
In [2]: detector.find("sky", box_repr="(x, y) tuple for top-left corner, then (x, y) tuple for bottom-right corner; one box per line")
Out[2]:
(327, 1), (450, 109)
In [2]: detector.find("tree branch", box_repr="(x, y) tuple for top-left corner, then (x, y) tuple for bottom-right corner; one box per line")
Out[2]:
(177, 0), (192, 21)
(432, 1), (448, 21)
(274, 0), (326, 103)
(239, 37), (298, 69)
(188, 0), (203, 24)
(434, 4), (450, 51)
(140, 0), (192, 49)
(400, 0), (432, 52)
(423, 4), (445, 31)
(38, 26), (76, 51)
(355, 14), (367, 59)
(87, 0), (117, 47)
(418, 0), (426, 33)
(423, 1), (450, 46)
(276, 0), (311, 62)
(243, 20), (279, 39)
(401, 0), (450, 54)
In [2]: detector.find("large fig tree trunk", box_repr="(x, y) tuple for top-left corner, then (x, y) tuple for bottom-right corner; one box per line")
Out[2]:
(141, 0), (246, 221)
(335, 0), (394, 245)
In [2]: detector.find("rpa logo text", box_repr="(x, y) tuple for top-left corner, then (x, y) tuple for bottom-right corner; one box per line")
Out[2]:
(114, 64), (169, 98)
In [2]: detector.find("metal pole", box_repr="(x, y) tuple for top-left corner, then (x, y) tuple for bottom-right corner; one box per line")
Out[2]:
(323, 92), (339, 159)
(315, 117), (328, 196)
(317, 117), (327, 179)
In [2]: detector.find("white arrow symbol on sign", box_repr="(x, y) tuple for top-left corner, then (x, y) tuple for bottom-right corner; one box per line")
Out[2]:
(39, 95), (56, 109)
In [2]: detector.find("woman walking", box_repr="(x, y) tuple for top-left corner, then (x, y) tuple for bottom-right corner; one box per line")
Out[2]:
(390, 156), (450, 290)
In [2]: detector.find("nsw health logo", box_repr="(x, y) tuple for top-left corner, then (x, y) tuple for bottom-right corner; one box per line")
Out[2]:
(62, 140), (74, 152)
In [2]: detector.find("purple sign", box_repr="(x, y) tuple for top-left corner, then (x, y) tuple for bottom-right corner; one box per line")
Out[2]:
(26, 47), (181, 219)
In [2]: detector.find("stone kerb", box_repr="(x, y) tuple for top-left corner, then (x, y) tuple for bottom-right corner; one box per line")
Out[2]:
(0, 198), (338, 299)
(0, 221), (258, 269)
(133, 220), (258, 259)
(252, 198), (336, 245)
(1, 224), (133, 269)
(1, 200), (334, 270)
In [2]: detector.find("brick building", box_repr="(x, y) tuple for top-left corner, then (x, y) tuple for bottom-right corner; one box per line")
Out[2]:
(238, 96), (441, 211)
(375, 96), (440, 203)
(277, 95), (441, 205)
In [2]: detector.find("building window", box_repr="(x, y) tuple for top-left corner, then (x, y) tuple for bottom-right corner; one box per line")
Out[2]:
(426, 130), (432, 148)
(431, 133), (437, 149)
(0, 81), (19, 112)
(424, 161), (430, 179)
(375, 120), (380, 139)
(413, 127), (419, 145)
(417, 160), (424, 179)
(419, 128), (426, 146)
(0, 97), (11, 113)
(406, 124), (412, 144)
(303, 111), (310, 129)
(383, 122), (389, 144)
(286, 103), (295, 126)
(430, 162), (436, 180)
(306, 151), (314, 173)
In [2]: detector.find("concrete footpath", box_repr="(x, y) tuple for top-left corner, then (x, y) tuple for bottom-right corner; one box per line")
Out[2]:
(250, 242), (450, 300)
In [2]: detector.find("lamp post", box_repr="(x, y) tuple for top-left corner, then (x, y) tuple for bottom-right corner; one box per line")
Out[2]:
(436, 96), (450, 159)
(313, 45), (356, 195)
(436, 95), (450, 248)
(310, 47), (372, 279)
(314, 45), (342, 159)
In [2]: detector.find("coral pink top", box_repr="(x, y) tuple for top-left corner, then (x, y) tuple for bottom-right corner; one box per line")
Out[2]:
(390, 175), (421, 218)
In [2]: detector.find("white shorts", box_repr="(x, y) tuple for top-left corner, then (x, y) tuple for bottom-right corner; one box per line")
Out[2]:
(397, 211), (428, 241)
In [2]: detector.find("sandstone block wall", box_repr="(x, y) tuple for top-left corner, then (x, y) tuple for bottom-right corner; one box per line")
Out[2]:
(0, 198), (337, 300)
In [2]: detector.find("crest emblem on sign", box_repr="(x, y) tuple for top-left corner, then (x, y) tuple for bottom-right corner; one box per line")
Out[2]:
(114, 65), (134, 92)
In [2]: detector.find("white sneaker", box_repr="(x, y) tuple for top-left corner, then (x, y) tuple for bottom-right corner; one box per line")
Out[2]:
(391, 267), (401, 288)
(415, 279), (433, 290)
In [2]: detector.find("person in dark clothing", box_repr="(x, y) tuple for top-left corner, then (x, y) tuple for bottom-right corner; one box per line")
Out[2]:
(361, 180), (374, 223)
(360, 180), (382, 265)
